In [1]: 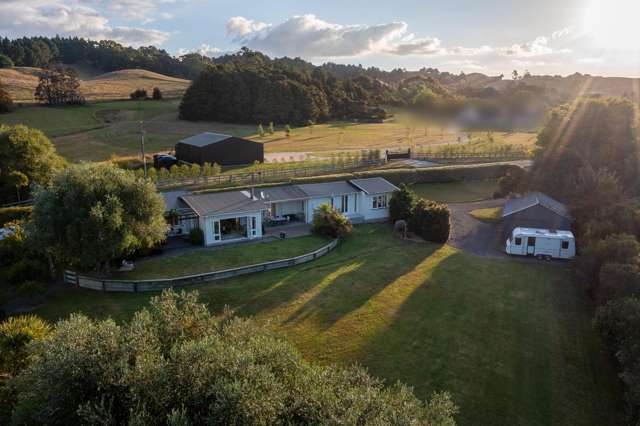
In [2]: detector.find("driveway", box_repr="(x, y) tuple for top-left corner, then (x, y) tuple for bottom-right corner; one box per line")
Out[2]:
(447, 198), (507, 258)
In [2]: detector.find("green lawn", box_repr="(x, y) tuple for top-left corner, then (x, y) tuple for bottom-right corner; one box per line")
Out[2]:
(0, 100), (179, 138)
(34, 224), (621, 425)
(412, 180), (499, 203)
(112, 235), (328, 280)
(470, 206), (503, 222)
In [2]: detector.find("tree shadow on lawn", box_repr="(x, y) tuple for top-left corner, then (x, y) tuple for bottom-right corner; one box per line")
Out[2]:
(348, 250), (622, 426)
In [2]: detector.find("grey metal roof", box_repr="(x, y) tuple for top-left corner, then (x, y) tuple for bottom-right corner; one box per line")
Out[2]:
(502, 192), (571, 219)
(259, 185), (309, 202)
(181, 190), (267, 217)
(161, 189), (190, 211)
(178, 132), (232, 148)
(350, 177), (399, 195)
(297, 181), (359, 197)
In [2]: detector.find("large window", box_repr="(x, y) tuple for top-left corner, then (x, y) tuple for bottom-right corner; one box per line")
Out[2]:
(341, 195), (349, 213)
(372, 195), (387, 209)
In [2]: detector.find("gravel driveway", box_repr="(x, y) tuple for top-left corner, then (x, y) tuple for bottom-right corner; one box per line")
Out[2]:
(447, 198), (507, 257)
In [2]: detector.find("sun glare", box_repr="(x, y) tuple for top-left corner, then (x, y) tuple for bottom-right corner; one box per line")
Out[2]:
(585, 0), (640, 50)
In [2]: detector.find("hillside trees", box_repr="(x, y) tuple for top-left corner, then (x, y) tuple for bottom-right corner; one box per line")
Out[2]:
(0, 125), (65, 203)
(0, 54), (13, 68)
(34, 66), (85, 106)
(29, 164), (166, 272)
(7, 290), (457, 425)
(0, 78), (12, 113)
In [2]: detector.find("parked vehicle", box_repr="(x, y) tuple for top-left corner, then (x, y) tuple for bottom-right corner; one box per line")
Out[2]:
(153, 154), (178, 169)
(505, 227), (575, 260)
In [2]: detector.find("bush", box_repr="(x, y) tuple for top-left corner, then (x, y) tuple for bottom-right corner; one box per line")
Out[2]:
(0, 315), (51, 376)
(130, 89), (148, 100)
(0, 81), (12, 114)
(597, 262), (640, 304)
(0, 206), (31, 227)
(311, 204), (353, 238)
(595, 297), (640, 423)
(9, 290), (457, 425)
(186, 228), (204, 246)
(0, 54), (13, 69)
(411, 199), (451, 243)
(152, 87), (162, 100)
(389, 183), (417, 223)
(579, 234), (640, 288)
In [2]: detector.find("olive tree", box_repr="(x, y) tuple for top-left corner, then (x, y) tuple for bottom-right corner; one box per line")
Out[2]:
(29, 163), (167, 272)
(10, 290), (457, 425)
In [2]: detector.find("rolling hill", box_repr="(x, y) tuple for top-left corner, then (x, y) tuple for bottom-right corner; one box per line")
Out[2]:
(0, 67), (191, 102)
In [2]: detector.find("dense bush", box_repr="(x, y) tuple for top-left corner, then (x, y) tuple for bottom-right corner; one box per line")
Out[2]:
(579, 233), (640, 288)
(29, 164), (167, 272)
(0, 54), (13, 68)
(411, 199), (451, 243)
(130, 89), (148, 100)
(389, 183), (417, 223)
(8, 290), (457, 425)
(152, 87), (163, 100)
(0, 78), (12, 114)
(186, 228), (204, 245)
(597, 263), (640, 304)
(34, 66), (85, 106)
(311, 204), (353, 238)
(0, 315), (51, 376)
(595, 297), (640, 423)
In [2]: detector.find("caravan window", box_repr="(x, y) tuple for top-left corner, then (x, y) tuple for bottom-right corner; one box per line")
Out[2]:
(514, 237), (522, 245)
(561, 240), (569, 249)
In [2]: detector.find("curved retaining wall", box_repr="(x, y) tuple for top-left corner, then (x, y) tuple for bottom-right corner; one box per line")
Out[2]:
(64, 239), (339, 293)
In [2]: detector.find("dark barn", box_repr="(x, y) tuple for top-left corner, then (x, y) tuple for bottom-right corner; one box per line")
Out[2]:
(175, 132), (264, 166)
(502, 192), (572, 238)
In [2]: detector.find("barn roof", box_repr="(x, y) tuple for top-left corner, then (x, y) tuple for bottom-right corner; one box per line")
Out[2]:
(178, 132), (233, 147)
(502, 192), (571, 219)
(181, 190), (267, 216)
(350, 177), (399, 195)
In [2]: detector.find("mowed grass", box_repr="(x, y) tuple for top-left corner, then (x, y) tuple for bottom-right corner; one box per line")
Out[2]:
(412, 180), (499, 203)
(470, 206), (503, 222)
(113, 235), (328, 280)
(34, 224), (621, 425)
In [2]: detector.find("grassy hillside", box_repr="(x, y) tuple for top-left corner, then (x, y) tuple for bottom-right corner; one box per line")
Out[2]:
(34, 225), (621, 425)
(0, 67), (190, 102)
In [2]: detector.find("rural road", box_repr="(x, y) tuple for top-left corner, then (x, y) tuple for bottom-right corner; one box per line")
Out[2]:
(447, 198), (508, 258)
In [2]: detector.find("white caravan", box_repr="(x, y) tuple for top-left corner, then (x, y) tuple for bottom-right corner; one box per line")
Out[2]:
(505, 227), (575, 260)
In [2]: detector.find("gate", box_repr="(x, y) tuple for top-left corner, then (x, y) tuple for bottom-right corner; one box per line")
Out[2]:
(385, 149), (411, 160)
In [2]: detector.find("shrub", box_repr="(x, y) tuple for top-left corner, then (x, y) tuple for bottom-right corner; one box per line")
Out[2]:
(0, 315), (51, 376)
(311, 204), (353, 238)
(595, 297), (640, 423)
(0, 54), (13, 69)
(152, 87), (162, 100)
(0, 80), (12, 114)
(10, 290), (457, 425)
(597, 262), (640, 304)
(411, 199), (451, 243)
(186, 228), (204, 246)
(579, 234), (640, 287)
(130, 89), (148, 100)
(389, 183), (417, 223)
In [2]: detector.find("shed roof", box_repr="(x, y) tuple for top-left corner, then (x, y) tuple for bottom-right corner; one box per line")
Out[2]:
(161, 189), (190, 211)
(178, 132), (233, 148)
(350, 177), (399, 195)
(297, 181), (359, 197)
(502, 192), (571, 219)
(181, 191), (266, 217)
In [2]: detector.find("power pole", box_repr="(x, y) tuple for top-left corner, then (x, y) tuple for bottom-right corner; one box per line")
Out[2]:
(139, 120), (147, 178)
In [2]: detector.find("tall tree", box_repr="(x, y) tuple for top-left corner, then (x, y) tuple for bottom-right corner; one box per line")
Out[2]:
(0, 78), (12, 113)
(0, 124), (65, 203)
(34, 66), (85, 106)
(29, 164), (167, 272)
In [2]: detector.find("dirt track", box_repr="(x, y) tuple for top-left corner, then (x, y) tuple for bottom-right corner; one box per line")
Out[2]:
(447, 198), (507, 257)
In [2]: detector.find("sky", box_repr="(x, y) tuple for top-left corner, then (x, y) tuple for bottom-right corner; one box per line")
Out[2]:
(2, 0), (640, 77)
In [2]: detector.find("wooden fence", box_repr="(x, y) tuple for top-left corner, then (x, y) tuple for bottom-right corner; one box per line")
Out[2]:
(64, 239), (339, 293)
(155, 159), (385, 189)
(412, 150), (529, 163)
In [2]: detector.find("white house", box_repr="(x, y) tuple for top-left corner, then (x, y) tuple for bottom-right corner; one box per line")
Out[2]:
(165, 177), (398, 246)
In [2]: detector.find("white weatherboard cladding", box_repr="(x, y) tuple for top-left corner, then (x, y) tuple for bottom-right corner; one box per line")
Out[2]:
(275, 200), (304, 216)
(362, 194), (389, 220)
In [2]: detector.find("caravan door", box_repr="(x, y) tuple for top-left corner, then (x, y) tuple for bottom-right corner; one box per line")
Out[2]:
(526, 237), (536, 255)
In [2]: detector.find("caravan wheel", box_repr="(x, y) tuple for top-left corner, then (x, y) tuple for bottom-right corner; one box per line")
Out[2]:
(536, 254), (544, 260)
(544, 255), (552, 261)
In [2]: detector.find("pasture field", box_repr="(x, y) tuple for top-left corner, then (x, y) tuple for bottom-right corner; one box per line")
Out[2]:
(0, 67), (190, 102)
(0, 97), (538, 162)
(34, 224), (621, 425)
(411, 180), (500, 203)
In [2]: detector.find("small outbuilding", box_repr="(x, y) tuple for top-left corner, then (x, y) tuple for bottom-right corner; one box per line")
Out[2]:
(175, 132), (264, 166)
(502, 191), (571, 238)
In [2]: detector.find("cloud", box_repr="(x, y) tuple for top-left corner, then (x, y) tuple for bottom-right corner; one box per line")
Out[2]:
(0, 0), (170, 47)
(83, 0), (182, 23)
(228, 15), (572, 61)
(177, 44), (221, 57)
